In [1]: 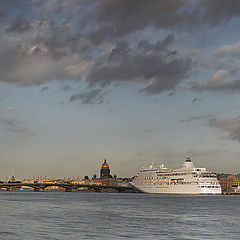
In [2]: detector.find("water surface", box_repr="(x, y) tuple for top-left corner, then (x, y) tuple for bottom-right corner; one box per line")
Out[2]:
(0, 191), (239, 239)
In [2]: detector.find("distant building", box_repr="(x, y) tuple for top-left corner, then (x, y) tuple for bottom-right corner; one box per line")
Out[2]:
(100, 159), (112, 179)
(219, 174), (240, 193)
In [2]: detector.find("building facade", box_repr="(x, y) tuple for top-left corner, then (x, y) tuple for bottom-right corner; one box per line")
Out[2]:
(219, 174), (240, 194)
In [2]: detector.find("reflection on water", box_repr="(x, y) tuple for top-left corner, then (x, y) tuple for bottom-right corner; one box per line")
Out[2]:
(0, 191), (239, 240)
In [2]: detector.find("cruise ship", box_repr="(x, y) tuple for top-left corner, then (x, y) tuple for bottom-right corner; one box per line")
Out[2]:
(131, 157), (222, 194)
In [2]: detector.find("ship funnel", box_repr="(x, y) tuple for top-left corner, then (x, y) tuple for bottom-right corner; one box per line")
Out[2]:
(182, 157), (194, 169)
(185, 157), (192, 162)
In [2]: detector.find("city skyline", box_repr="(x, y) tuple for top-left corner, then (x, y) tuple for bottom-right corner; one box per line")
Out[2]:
(1, 1), (240, 179)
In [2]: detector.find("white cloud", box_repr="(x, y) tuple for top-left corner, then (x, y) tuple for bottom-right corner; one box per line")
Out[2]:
(214, 41), (240, 57)
(211, 69), (229, 83)
(191, 69), (240, 91)
(65, 61), (94, 78)
(5, 107), (14, 112)
(209, 116), (240, 141)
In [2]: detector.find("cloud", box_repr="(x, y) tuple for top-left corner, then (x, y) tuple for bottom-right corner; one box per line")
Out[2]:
(214, 41), (240, 58)
(6, 16), (31, 33)
(212, 69), (229, 81)
(88, 56), (192, 94)
(180, 115), (214, 123)
(164, 50), (177, 58)
(61, 84), (72, 91)
(69, 89), (104, 104)
(0, 0), (240, 96)
(0, 10), (94, 85)
(0, 1), (31, 19)
(65, 61), (94, 78)
(142, 58), (192, 94)
(87, 37), (192, 94)
(0, 46), (93, 85)
(90, 0), (240, 43)
(209, 116), (240, 141)
(199, 0), (240, 26)
(192, 97), (201, 103)
(203, 41), (240, 80)
(90, 0), (187, 43)
(0, 117), (33, 136)
(40, 86), (48, 92)
(191, 70), (240, 92)
(212, 42), (240, 80)
(35, 0), (92, 21)
(4, 107), (14, 112)
(167, 92), (176, 97)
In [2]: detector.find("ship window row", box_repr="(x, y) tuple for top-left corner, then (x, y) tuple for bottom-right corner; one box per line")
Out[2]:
(154, 172), (216, 177)
(201, 186), (220, 188)
(137, 181), (220, 186)
(199, 174), (216, 178)
(157, 172), (194, 176)
(143, 176), (198, 180)
(157, 174), (175, 177)
(144, 177), (171, 180)
(139, 181), (202, 185)
(172, 173), (188, 176)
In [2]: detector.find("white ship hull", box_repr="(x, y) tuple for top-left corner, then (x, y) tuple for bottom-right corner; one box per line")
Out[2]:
(132, 157), (222, 195)
(131, 183), (222, 194)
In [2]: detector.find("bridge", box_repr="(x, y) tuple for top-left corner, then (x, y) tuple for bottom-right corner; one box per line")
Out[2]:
(0, 182), (137, 193)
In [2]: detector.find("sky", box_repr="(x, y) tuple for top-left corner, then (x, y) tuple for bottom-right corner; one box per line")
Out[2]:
(1, 0), (240, 179)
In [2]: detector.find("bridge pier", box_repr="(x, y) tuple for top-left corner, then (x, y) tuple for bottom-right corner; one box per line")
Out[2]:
(65, 188), (72, 192)
(34, 188), (45, 192)
(64, 188), (77, 192)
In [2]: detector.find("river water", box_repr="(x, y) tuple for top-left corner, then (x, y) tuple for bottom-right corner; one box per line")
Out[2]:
(0, 191), (239, 240)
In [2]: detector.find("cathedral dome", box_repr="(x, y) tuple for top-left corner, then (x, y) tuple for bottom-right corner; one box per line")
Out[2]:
(100, 159), (111, 179)
(102, 159), (109, 168)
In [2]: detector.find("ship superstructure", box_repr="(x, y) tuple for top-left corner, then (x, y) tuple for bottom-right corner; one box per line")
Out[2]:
(131, 157), (221, 194)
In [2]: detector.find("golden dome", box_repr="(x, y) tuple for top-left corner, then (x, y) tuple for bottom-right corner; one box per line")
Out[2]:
(102, 159), (109, 168)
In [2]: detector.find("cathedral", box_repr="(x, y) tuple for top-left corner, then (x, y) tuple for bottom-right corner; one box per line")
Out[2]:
(100, 159), (112, 179)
